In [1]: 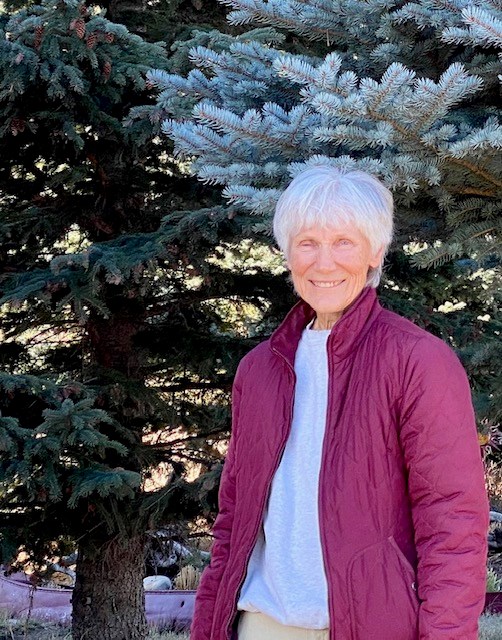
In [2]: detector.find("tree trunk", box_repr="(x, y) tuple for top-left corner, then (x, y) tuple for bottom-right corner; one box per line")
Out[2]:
(72, 533), (147, 640)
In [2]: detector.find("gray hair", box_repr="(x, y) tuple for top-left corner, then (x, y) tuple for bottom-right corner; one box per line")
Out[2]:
(273, 166), (394, 287)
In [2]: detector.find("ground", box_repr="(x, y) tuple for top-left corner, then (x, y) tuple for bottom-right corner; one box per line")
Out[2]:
(0, 615), (501, 639)
(0, 616), (188, 640)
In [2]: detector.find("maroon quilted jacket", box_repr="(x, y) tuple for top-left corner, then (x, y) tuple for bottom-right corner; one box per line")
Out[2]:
(192, 287), (489, 640)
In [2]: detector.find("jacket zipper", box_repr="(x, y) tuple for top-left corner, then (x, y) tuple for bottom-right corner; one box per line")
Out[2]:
(318, 337), (334, 640)
(224, 349), (296, 640)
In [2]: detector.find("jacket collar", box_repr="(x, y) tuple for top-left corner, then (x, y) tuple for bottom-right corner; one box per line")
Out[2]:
(269, 287), (382, 367)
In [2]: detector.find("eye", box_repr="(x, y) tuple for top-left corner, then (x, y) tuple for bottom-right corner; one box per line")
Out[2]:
(337, 238), (354, 247)
(298, 239), (315, 248)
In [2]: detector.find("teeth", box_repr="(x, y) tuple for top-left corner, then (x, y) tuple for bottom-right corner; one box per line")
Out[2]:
(312, 281), (341, 288)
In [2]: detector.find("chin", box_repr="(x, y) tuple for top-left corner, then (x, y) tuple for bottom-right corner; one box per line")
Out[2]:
(310, 303), (346, 316)
(310, 294), (347, 311)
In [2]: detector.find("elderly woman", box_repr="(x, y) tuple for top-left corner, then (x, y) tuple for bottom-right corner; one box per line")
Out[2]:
(191, 167), (489, 640)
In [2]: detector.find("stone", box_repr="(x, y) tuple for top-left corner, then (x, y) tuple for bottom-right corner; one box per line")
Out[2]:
(143, 575), (172, 591)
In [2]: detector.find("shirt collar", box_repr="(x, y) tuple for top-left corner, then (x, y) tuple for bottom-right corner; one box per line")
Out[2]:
(269, 287), (382, 367)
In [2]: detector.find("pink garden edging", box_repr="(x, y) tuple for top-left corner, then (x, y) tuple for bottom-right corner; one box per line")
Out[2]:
(1, 570), (500, 627)
(0, 572), (195, 629)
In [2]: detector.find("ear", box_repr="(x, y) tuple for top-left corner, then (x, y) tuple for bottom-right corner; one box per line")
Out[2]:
(369, 245), (384, 269)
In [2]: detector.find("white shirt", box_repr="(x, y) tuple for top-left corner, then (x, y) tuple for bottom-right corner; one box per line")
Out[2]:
(237, 324), (330, 628)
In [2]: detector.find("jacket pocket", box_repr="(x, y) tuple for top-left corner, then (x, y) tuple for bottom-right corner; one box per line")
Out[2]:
(348, 536), (419, 640)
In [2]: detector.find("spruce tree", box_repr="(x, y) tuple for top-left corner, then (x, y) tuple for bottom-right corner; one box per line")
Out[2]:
(0, 1), (261, 638)
(149, 0), (502, 431)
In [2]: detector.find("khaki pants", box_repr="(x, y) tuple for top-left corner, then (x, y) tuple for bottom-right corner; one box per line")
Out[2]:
(237, 611), (329, 640)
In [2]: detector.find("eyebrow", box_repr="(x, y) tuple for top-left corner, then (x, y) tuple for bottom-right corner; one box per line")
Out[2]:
(296, 231), (357, 240)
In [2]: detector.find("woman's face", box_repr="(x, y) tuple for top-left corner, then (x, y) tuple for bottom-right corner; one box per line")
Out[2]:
(287, 223), (383, 325)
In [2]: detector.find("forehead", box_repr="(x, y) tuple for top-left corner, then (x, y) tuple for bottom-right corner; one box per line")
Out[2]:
(293, 223), (367, 240)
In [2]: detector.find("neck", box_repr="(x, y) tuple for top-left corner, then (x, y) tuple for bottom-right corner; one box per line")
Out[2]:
(312, 312), (342, 330)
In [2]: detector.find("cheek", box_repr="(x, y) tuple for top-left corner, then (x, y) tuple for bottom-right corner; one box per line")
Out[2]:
(339, 253), (369, 275)
(290, 271), (307, 292)
(288, 254), (310, 275)
(289, 268), (311, 296)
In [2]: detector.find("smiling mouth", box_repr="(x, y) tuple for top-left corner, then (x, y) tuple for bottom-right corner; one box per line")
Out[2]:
(310, 280), (344, 288)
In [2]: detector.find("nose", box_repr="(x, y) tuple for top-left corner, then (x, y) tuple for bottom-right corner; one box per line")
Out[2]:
(315, 245), (335, 272)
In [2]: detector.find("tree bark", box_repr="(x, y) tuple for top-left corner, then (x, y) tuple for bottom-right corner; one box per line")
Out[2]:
(72, 534), (147, 640)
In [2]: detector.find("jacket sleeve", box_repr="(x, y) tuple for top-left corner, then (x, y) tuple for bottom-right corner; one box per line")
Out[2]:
(399, 336), (489, 640)
(190, 360), (246, 640)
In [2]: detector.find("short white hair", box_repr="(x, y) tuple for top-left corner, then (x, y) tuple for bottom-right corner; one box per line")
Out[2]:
(273, 166), (394, 287)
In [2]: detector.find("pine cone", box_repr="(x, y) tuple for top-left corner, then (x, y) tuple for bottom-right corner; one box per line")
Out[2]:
(73, 18), (86, 39)
(34, 25), (44, 49)
(103, 61), (112, 80)
(86, 32), (97, 49)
